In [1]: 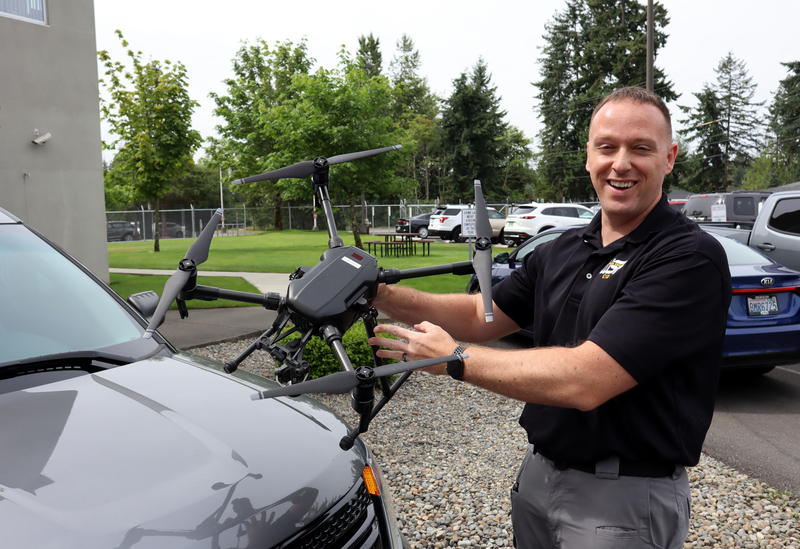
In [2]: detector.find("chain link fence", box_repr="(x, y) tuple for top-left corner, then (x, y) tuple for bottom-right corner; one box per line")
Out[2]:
(106, 202), (511, 241)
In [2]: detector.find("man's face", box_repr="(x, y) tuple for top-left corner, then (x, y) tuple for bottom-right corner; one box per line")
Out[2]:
(585, 99), (678, 226)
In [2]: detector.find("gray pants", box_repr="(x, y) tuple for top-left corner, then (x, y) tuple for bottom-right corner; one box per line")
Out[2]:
(511, 446), (690, 548)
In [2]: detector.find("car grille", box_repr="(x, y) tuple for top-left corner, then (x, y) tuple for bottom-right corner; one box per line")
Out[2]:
(279, 480), (382, 548)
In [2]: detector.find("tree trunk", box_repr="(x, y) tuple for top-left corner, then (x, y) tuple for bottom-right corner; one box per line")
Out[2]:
(348, 192), (363, 249)
(272, 190), (284, 230)
(154, 197), (161, 252)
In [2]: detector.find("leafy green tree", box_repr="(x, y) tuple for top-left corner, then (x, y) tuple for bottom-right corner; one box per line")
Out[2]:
(497, 127), (536, 202)
(257, 51), (406, 248)
(741, 156), (775, 190)
(356, 33), (382, 77)
(678, 86), (727, 191)
(99, 31), (201, 251)
(770, 61), (800, 185)
(534, 0), (674, 200)
(209, 39), (313, 229)
(440, 59), (508, 201)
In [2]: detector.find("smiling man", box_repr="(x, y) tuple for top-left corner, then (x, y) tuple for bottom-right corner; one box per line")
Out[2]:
(371, 87), (731, 548)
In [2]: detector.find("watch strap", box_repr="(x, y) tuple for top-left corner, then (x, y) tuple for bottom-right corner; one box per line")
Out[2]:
(447, 345), (466, 380)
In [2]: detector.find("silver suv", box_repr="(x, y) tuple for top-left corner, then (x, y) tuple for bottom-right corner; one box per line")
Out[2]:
(428, 205), (505, 242)
(0, 206), (405, 549)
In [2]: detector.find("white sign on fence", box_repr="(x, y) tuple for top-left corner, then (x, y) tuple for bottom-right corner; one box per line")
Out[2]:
(462, 208), (477, 237)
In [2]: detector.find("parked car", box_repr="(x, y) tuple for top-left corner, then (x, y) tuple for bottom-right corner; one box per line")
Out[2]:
(161, 221), (186, 238)
(725, 190), (773, 227)
(502, 203), (594, 245)
(668, 198), (687, 212)
(702, 190), (800, 271)
(394, 210), (442, 238)
(106, 220), (139, 241)
(427, 205), (506, 242)
(683, 192), (729, 222)
(0, 206), (405, 548)
(467, 225), (800, 375)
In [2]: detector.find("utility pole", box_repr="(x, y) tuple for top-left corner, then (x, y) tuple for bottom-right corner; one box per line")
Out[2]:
(646, 0), (654, 92)
(218, 167), (226, 232)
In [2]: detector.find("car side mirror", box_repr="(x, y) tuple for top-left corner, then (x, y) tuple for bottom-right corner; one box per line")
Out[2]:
(128, 291), (162, 325)
(493, 252), (510, 264)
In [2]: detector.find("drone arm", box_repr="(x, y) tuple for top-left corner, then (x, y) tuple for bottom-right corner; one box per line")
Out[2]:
(378, 261), (474, 284)
(184, 285), (284, 310)
(321, 325), (354, 372)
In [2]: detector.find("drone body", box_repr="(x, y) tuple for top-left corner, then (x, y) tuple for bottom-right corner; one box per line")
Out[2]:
(144, 145), (493, 450)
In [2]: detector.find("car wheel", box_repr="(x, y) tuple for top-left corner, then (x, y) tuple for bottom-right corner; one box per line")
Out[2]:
(450, 227), (462, 242)
(503, 235), (517, 247)
(418, 226), (429, 238)
(123, 234), (133, 241)
(493, 229), (504, 245)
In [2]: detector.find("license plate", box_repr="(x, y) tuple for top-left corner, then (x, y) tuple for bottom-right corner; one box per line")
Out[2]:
(506, 221), (515, 226)
(747, 295), (779, 316)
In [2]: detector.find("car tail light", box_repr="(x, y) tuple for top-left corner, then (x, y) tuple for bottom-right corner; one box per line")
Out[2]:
(521, 215), (537, 219)
(397, 219), (408, 225)
(439, 216), (449, 222)
(732, 287), (799, 294)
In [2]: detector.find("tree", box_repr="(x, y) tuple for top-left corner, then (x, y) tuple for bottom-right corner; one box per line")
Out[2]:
(388, 34), (442, 200)
(209, 39), (313, 229)
(356, 33), (382, 77)
(534, 0), (674, 200)
(680, 53), (764, 190)
(678, 86), (727, 192)
(256, 51), (407, 248)
(99, 30), (201, 251)
(770, 61), (800, 185)
(440, 59), (508, 201)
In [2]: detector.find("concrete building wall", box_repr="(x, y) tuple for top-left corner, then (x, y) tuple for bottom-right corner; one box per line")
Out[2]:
(0, 0), (108, 278)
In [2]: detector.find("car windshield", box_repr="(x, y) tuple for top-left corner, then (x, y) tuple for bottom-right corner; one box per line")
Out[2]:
(578, 209), (594, 219)
(0, 225), (146, 364)
(710, 233), (774, 266)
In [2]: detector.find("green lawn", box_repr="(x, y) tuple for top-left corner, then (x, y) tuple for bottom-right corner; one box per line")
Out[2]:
(109, 274), (262, 308)
(108, 231), (478, 299)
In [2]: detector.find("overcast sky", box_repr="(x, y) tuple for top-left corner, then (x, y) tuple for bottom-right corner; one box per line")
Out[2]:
(93, 0), (798, 154)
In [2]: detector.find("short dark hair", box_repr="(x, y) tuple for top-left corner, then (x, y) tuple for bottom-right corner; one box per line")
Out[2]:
(591, 87), (672, 138)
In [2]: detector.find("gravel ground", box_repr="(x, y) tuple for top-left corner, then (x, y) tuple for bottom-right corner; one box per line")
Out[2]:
(191, 339), (800, 548)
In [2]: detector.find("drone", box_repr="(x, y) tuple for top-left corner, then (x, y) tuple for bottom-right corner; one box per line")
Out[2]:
(143, 145), (496, 450)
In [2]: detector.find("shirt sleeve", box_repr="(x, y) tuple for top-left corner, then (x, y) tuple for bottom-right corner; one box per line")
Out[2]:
(587, 241), (730, 383)
(492, 248), (540, 330)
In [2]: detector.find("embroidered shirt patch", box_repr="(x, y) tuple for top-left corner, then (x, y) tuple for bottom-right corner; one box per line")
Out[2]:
(599, 258), (628, 279)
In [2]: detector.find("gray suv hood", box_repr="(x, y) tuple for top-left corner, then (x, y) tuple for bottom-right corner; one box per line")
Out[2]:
(0, 354), (364, 548)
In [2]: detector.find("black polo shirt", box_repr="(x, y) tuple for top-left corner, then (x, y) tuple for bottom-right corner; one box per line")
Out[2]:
(492, 195), (731, 466)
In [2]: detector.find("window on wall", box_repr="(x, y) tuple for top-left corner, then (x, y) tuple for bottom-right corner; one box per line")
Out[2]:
(0, 0), (47, 24)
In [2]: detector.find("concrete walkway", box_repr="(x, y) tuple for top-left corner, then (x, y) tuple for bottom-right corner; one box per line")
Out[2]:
(110, 268), (291, 294)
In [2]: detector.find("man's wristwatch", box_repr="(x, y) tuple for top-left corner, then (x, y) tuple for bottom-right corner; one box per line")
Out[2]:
(447, 345), (467, 380)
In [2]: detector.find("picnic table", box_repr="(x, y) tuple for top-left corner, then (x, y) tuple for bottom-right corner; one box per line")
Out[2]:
(366, 232), (433, 257)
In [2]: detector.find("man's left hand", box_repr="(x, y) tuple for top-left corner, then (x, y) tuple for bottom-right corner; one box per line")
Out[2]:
(368, 321), (457, 375)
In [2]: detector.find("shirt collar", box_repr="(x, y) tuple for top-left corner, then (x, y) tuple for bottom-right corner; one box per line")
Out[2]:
(578, 193), (675, 250)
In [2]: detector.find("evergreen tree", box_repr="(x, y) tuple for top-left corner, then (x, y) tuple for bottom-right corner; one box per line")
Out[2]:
(356, 33), (382, 77)
(440, 59), (507, 201)
(388, 34), (442, 200)
(534, 0), (674, 200)
(678, 86), (727, 192)
(680, 53), (764, 189)
(714, 53), (764, 186)
(770, 61), (800, 184)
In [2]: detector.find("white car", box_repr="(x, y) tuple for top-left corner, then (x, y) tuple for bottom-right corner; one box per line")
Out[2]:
(503, 203), (595, 245)
(428, 205), (506, 242)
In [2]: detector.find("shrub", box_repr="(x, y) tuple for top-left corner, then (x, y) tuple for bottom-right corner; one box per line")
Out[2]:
(300, 322), (377, 379)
